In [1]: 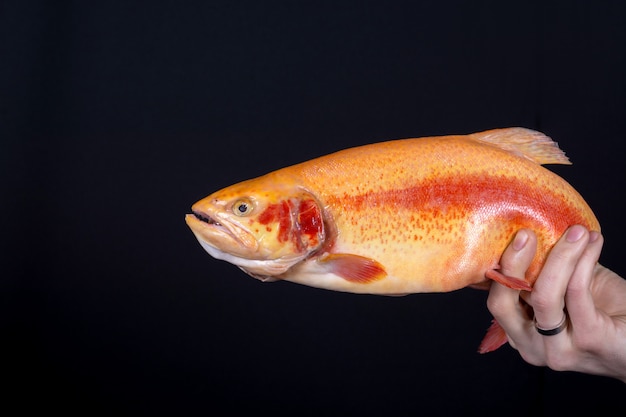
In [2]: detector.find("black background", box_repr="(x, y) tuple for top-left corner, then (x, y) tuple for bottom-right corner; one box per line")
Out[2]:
(3, 1), (625, 415)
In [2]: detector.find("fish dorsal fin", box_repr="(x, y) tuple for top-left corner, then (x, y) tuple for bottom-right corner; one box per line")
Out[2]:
(469, 127), (571, 165)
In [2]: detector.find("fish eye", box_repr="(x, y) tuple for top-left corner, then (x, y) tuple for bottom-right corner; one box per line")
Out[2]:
(233, 199), (253, 216)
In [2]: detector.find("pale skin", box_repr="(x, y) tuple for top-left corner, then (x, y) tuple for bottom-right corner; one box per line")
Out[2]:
(487, 225), (626, 383)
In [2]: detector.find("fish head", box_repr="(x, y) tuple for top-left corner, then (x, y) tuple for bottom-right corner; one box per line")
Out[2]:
(185, 177), (326, 280)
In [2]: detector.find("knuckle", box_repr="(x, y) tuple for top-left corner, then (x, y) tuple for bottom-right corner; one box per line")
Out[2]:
(544, 241), (586, 271)
(529, 290), (555, 311)
(519, 350), (545, 367)
(571, 332), (603, 354)
(547, 248), (572, 263)
(565, 276), (587, 296)
(544, 346), (577, 371)
(486, 294), (508, 316)
(545, 354), (573, 371)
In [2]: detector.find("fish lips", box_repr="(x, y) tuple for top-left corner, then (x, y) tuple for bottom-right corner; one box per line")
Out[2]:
(185, 210), (259, 255)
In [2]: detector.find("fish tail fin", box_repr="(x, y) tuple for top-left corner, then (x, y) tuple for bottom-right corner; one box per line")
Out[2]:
(470, 127), (571, 165)
(478, 319), (509, 354)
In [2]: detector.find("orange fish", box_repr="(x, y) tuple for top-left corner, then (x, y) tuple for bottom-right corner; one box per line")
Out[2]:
(185, 128), (599, 352)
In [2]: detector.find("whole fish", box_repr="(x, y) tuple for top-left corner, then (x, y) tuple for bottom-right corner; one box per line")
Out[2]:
(185, 128), (599, 352)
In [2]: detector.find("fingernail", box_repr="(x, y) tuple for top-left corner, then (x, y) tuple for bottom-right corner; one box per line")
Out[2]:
(589, 231), (600, 243)
(566, 225), (586, 242)
(513, 230), (529, 250)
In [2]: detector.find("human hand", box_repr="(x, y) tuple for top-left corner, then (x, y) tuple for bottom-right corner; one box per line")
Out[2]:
(487, 225), (626, 382)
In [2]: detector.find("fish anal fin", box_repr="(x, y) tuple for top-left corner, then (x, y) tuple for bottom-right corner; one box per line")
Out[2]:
(485, 268), (533, 292)
(470, 127), (571, 166)
(478, 319), (509, 354)
(320, 253), (387, 283)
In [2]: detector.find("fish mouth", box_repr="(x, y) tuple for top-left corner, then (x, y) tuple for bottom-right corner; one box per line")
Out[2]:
(192, 210), (221, 226)
(186, 210), (234, 240)
(185, 210), (259, 252)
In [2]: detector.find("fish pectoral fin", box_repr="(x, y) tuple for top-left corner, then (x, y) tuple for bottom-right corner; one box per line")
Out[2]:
(318, 253), (387, 283)
(485, 269), (532, 291)
(470, 127), (571, 165)
(478, 319), (509, 354)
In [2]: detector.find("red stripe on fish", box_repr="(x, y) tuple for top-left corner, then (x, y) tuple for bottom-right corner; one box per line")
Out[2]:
(331, 174), (587, 234)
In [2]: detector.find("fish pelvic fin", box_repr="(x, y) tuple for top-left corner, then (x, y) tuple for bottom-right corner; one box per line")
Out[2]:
(478, 319), (509, 353)
(485, 268), (533, 291)
(318, 253), (387, 283)
(469, 127), (571, 165)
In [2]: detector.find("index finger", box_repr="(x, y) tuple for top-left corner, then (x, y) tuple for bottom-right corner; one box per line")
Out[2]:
(530, 225), (590, 330)
(486, 229), (537, 342)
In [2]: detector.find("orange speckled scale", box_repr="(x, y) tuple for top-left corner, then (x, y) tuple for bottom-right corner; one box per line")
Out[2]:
(186, 128), (599, 352)
(186, 128), (599, 296)
(264, 132), (599, 293)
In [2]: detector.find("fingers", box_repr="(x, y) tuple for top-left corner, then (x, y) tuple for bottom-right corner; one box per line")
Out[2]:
(487, 225), (616, 376)
(565, 231), (603, 334)
(500, 229), (537, 278)
(487, 226), (592, 356)
(530, 225), (590, 330)
(487, 229), (537, 346)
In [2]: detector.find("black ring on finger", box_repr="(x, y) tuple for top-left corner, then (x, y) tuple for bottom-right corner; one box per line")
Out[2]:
(534, 314), (567, 336)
